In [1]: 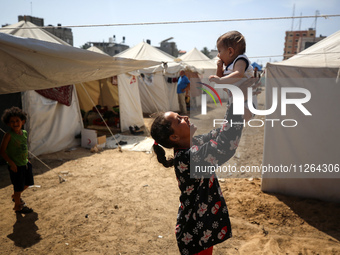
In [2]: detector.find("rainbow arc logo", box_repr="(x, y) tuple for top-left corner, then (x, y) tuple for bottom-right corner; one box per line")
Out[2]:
(197, 82), (222, 106)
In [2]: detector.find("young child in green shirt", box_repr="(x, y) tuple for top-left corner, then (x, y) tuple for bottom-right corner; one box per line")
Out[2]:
(0, 107), (34, 214)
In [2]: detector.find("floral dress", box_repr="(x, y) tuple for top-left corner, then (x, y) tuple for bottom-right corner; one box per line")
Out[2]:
(174, 104), (244, 255)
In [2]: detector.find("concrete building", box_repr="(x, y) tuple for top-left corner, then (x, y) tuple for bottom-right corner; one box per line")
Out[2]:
(296, 35), (326, 53)
(18, 15), (74, 46)
(44, 24), (73, 46)
(209, 49), (218, 59)
(157, 37), (179, 57)
(283, 28), (315, 60)
(88, 37), (129, 56)
(18, 15), (43, 26)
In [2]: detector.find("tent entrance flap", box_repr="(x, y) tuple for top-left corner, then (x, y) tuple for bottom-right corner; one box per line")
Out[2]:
(78, 82), (121, 147)
(76, 74), (145, 134)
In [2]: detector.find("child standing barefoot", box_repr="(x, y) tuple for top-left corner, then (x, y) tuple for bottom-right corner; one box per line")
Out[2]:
(0, 107), (34, 214)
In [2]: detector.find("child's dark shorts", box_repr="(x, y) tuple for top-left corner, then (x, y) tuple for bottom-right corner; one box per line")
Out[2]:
(8, 162), (34, 192)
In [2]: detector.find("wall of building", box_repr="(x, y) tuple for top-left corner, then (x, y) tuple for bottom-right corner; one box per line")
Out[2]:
(89, 40), (129, 56)
(18, 15), (74, 46)
(283, 28), (315, 60)
(158, 41), (179, 57)
(44, 24), (73, 46)
(297, 35), (326, 52)
(18, 15), (44, 26)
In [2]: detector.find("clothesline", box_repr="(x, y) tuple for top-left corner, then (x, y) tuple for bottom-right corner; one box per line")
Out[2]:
(1, 14), (339, 30)
(171, 51), (340, 62)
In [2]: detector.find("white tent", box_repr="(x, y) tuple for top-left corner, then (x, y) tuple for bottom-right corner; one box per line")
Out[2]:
(116, 42), (183, 113)
(75, 46), (146, 133)
(261, 30), (340, 202)
(180, 48), (217, 78)
(179, 48), (223, 104)
(0, 20), (69, 45)
(86, 45), (109, 55)
(0, 22), (158, 155)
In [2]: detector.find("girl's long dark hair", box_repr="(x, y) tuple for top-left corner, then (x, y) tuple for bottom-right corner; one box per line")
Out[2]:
(150, 113), (175, 168)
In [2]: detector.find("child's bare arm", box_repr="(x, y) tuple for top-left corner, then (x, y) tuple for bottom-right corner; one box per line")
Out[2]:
(209, 60), (247, 84)
(216, 59), (224, 78)
(0, 133), (17, 172)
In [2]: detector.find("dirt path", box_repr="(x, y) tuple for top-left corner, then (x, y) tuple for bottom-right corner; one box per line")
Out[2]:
(0, 89), (339, 254)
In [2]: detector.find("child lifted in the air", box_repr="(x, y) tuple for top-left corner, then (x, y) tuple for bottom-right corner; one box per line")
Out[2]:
(209, 30), (260, 121)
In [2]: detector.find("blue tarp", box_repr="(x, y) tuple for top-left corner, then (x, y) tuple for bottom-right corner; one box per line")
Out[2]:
(251, 62), (262, 71)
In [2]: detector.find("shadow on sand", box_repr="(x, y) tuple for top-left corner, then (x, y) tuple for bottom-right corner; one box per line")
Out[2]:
(0, 146), (95, 189)
(7, 211), (41, 248)
(276, 193), (340, 242)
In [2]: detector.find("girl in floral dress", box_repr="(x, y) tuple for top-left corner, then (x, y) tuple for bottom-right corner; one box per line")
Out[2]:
(150, 78), (253, 255)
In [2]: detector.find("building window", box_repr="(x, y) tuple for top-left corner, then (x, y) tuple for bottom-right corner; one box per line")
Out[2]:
(296, 33), (300, 36)
(289, 34), (293, 37)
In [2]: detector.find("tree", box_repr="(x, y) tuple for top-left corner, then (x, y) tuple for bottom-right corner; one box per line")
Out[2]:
(80, 43), (91, 49)
(201, 47), (212, 59)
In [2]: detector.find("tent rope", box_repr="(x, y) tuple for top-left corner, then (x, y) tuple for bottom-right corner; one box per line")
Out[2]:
(0, 128), (67, 183)
(79, 82), (122, 152)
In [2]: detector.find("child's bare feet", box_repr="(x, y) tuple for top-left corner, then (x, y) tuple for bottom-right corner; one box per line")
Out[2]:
(12, 195), (26, 205)
(13, 204), (22, 211)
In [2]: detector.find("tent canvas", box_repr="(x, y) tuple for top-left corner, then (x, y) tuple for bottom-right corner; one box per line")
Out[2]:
(86, 46), (109, 55)
(0, 21), (82, 156)
(0, 22), (158, 92)
(75, 47), (145, 132)
(116, 42), (182, 113)
(0, 22), (158, 155)
(261, 30), (340, 202)
(179, 48), (232, 102)
(75, 74), (145, 133)
(180, 47), (217, 78)
(0, 20), (69, 46)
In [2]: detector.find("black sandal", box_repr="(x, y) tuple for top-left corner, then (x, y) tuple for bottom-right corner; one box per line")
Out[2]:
(116, 141), (127, 145)
(12, 198), (26, 206)
(129, 126), (144, 135)
(16, 206), (33, 214)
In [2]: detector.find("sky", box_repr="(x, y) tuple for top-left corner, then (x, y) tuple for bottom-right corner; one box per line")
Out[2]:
(1, 0), (340, 66)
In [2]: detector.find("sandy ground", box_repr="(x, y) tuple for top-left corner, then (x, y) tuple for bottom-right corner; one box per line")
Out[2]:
(0, 90), (340, 255)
